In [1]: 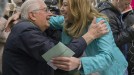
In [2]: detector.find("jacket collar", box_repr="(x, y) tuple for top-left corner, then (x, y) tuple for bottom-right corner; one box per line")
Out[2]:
(98, 1), (121, 15)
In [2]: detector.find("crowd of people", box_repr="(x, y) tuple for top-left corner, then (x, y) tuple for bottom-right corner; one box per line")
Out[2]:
(0, 0), (134, 75)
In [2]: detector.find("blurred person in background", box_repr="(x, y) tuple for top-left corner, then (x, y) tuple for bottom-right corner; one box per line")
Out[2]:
(98, 0), (133, 56)
(0, 0), (8, 75)
(13, 0), (26, 12)
(0, 0), (7, 17)
(0, 17), (10, 75)
(122, 1), (134, 75)
(0, 1), (17, 74)
(4, 0), (25, 30)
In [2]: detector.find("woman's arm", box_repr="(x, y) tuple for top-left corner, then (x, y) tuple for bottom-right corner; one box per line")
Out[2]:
(49, 15), (64, 29)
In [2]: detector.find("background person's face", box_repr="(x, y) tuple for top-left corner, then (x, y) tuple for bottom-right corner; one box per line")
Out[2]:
(117, 0), (131, 12)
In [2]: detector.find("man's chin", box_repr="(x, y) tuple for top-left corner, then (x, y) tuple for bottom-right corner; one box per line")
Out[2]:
(47, 23), (50, 27)
(45, 24), (50, 28)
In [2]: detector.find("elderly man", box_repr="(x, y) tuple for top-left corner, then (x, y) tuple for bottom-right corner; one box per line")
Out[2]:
(2, 0), (108, 75)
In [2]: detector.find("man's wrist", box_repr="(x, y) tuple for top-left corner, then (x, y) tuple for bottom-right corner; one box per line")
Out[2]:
(77, 60), (82, 70)
(82, 32), (95, 44)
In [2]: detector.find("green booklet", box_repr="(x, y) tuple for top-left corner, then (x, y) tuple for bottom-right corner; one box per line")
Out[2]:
(42, 42), (75, 69)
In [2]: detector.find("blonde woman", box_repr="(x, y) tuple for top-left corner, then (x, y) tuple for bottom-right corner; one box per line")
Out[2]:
(49, 0), (128, 75)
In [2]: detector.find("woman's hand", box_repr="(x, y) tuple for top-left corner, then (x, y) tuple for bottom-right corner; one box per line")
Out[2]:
(52, 57), (80, 71)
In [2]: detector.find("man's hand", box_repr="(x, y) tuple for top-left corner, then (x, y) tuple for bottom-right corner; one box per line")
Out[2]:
(52, 57), (80, 71)
(88, 17), (108, 39)
(82, 17), (109, 44)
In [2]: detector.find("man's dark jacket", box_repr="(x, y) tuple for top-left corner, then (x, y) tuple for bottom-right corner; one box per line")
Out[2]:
(98, 1), (134, 55)
(122, 10), (134, 75)
(2, 20), (87, 75)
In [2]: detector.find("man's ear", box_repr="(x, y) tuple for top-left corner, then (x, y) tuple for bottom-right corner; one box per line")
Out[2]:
(29, 12), (36, 21)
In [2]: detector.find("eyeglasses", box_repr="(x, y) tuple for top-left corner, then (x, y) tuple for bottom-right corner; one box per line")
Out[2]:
(33, 7), (50, 13)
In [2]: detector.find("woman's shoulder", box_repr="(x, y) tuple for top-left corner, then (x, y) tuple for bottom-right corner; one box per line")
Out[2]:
(49, 15), (64, 29)
(96, 17), (108, 23)
(50, 15), (64, 23)
(96, 17), (109, 28)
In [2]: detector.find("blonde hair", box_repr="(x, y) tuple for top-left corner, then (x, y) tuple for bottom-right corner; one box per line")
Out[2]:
(59, 0), (107, 38)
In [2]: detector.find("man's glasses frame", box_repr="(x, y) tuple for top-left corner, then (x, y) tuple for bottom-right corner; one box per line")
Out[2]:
(32, 7), (50, 13)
